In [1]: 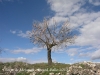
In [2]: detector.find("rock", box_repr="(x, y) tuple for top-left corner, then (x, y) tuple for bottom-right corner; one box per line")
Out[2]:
(49, 72), (54, 75)
(30, 72), (36, 75)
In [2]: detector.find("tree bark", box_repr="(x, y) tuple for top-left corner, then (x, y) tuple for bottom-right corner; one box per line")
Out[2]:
(47, 48), (52, 65)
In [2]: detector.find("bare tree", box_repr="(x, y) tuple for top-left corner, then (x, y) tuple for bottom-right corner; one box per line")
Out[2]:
(30, 18), (76, 65)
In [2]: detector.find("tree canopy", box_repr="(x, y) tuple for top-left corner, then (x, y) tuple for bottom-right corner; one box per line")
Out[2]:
(30, 18), (76, 65)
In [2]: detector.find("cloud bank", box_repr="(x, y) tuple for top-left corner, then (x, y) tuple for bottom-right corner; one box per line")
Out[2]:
(0, 57), (57, 64)
(10, 30), (31, 38)
(89, 0), (100, 6)
(11, 47), (42, 54)
(47, 0), (100, 60)
(0, 57), (27, 63)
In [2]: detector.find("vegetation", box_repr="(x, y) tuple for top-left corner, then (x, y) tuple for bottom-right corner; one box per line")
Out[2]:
(31, 62), (70, 69)
(0, 62), (70, 75)
(0, 62), (4, 72)
(0, 62), (70, 69)
(1, 61), (100, 75)
(30, 18), (76, 65)
(16, 72), (30, 75)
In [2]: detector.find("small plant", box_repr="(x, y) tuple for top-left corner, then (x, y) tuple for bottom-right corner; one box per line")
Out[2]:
(16, 71), (29, 75)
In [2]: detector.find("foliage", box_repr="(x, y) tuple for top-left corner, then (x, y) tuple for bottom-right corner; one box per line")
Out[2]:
(0, 62), (4, 72)
(31, 62), (70, 69)
(0, 62), (70, 69)
(16, 71), (29, 75)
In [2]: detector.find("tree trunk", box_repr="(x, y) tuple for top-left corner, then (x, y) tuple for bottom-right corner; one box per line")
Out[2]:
(47, 48), (52, 65)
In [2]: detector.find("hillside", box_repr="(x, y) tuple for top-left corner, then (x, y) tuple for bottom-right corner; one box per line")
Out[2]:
(0, 61), (100, 75)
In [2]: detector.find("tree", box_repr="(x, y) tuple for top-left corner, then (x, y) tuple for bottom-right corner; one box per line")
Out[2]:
(30, 18), (76, 65)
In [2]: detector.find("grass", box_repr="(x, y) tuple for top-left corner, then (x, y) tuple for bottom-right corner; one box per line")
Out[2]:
(31, 62), (70, 69)
(0, 62), (70, 75)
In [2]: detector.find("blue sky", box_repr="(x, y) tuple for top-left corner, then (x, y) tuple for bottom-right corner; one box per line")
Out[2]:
(0, 0), (100, 64)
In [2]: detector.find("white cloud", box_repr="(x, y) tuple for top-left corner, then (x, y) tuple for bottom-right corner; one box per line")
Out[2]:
(47, 0), (85, 16)
(0, 57), (27, 63)
(27, 59), (47, 64)
(79, 52), (90, 57)
(66, 48), (79, 56)
(89, 0), (100, 6)
(17, 57), (27, 61)
(69, 12), (100, 29)
(11, 47), (42, 54)
(47, 0), (100, 30)
(70, 58), (74, 61)
(10, 30), (31, 38)
(29, 58), (57, 64)
(76, 17), (100, 46)
(90, 49), (100, 60)
(17, 30), (31, 38)
(0, 57), (56, 64)
(79, 49), (100, 60)
(10, 30), (16, 34)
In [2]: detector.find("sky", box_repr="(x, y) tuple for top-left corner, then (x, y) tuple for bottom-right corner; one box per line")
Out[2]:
(0, 0), (100, 64)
